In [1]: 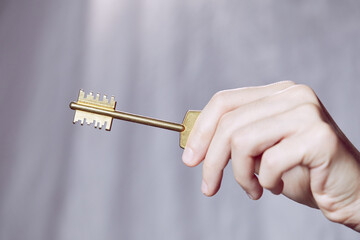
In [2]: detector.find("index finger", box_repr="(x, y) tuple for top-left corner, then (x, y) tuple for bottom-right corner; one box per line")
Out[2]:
(182, 81), (296, 167)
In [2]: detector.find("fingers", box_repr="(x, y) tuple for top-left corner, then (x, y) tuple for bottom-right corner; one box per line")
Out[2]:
(182, 81), (296, 167)
(203, 103), (322, 197)
(259, 136), (307, 194)
(182, 81), (325, 200)
(258, 124), (332, 206)
(229, 111), (299, 199)
(200, 89), (320, 196)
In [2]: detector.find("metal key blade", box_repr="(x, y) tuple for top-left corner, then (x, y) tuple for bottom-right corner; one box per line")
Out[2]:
(71, 90), (116, 130)
(70, 90), (200, 148)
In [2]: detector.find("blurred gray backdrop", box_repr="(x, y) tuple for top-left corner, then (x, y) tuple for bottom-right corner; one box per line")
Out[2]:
(0, 0), (359, 239)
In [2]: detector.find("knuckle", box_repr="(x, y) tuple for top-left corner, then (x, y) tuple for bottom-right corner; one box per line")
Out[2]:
(316, 123), (339, 151)
(259, 149), (281, 189)
(217, 112), (234, 134)
(230, 129), (251, 151)
(258, 175), (271, 189)
(210, 90), (230, 108)
(295, 84), (314, 95)
(289, 84), (319, 104)
(230, 134), (243, 151)
(297, 103), (322, 121)
(194, 124), (210, 142)
(261, 150), (278, 171)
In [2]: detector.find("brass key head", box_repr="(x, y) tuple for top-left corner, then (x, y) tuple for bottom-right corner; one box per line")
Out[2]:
(180, 110), (201, 148)
(72, 90), (116, 130)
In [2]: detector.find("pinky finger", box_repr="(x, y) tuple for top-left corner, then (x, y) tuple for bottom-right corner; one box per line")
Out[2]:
(258, 134), (307, 194)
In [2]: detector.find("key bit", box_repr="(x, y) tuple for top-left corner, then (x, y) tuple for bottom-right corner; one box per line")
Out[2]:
(69, 89), (200, 148)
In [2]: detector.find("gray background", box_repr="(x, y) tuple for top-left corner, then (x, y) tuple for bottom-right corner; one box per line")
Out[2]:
(0, 0), (359, 239)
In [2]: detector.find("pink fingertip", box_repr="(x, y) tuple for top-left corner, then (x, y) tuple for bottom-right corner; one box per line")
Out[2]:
(201, 179), (208, 195)
(182, 147), (194, 165)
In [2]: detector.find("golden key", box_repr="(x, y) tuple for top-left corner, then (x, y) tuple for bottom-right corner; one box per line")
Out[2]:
(69, 90), (200, 148)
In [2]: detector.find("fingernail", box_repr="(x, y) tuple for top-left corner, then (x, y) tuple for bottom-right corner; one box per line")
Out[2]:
(201, 179), (208, 195)
(182, 147), (194, 165)
(247, 192), (254, 200)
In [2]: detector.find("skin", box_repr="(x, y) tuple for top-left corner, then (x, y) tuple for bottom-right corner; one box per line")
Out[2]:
(182, 81), (360, 232)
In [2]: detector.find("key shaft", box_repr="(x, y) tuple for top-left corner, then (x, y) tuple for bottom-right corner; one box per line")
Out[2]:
(69, 102), (185, 132)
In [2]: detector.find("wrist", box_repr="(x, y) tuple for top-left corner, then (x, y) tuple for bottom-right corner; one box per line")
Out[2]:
(342, 168), (360, 232)
(344, 159), (360, 232)
(321, 150), (360, 232)
(344, 197), (360, 232)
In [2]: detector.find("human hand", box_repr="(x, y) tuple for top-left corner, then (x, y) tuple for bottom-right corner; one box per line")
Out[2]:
(182, 81), (360, 231)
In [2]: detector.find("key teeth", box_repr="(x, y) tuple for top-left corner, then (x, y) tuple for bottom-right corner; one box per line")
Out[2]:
(110, 96), (115, 105)
(73, 90), (115, 130)
(73, 119), (84, 125)
(86, 118), (94, 125)
(94, 121), (100, 129)
(86, 92), (95, 101)
(102, 95), (109, 104)
(79, 89), (85, 99)
(73, 120), (111, 130)
(99, 120), (108, 130)
(105, 120), (112, 130)
(92, 119), (109, 130)
(73, 118), (109, 130)
(76, 89), (116, 109)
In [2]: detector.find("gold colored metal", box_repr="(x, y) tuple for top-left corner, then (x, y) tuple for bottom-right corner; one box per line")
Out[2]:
(71, 90), (116, 130)
(180, 111), (201, 148)
(70, 89), (200, 148)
